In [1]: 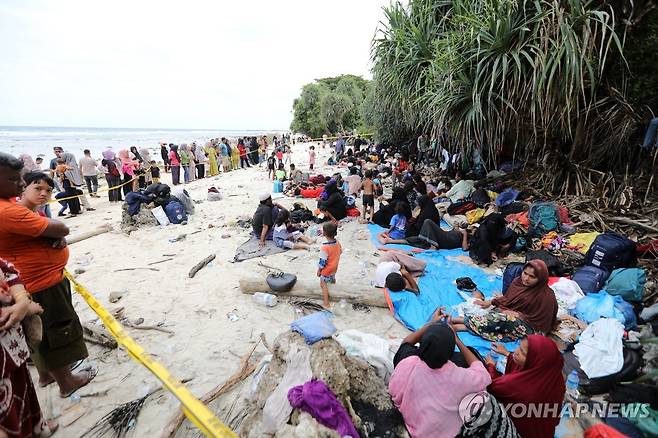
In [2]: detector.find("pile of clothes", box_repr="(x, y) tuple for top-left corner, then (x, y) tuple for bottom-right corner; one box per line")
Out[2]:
(123, 183), (194, 226)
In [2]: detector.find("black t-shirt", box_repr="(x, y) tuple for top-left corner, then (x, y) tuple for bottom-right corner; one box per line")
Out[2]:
(151, 166), (160, 178)
(252, 203), (273, 235)
(267, 156), (276, 168)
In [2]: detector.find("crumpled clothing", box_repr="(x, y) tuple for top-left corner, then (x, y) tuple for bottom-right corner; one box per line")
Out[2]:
(550, 277), (585, 316)
(574, 318), (624, 379)
(287, 379), (360, 438)
(541, 231), (566, 251)
(336, 330), (399, 382)
(505, 211), (529, 228)
(262, 344), (313, 434)
(466, 208), (486, 224)
(566, 232), (601, 254)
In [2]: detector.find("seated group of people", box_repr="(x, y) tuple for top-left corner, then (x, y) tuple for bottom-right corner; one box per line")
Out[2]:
(388, 260), (564, 438)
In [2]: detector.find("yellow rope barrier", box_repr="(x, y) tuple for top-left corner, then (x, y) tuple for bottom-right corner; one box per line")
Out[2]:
(64, 271), (237, 437)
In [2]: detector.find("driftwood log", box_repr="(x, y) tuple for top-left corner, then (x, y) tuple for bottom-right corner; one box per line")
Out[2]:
(239, 278), (388, 308)
(189, 254), (216, 278)
(66, 224), (113, 245)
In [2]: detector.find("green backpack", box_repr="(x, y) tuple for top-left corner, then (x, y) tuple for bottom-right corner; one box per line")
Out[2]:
(528, 202), (559, 237)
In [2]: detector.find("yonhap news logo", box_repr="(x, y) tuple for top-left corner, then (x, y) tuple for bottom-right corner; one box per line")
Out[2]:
(459, 392), (651, 425)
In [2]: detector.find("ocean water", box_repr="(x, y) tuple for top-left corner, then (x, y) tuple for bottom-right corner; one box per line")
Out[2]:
(0, 126), (285, 161)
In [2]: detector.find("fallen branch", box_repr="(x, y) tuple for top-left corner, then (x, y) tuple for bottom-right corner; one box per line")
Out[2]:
(188, 254), (216, 278)
(114, 267), (160, 272)
(148, 258), (174, 266)
(161, 341), (260, 438)
(123, 322), (174, 335)
(607, 216), (658, 233)
(82, 323), (118, 349)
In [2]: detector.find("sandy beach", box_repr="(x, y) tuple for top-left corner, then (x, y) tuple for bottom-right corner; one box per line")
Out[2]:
(35, 142), (412, 436)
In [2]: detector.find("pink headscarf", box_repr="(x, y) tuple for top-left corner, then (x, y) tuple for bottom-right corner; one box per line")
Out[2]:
(118, 149), (135, 176)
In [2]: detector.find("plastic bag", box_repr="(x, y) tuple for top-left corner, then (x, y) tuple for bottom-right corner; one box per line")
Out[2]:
(151, 206), (170, 226)
(291, 311), (337, 344)
(573, 291), (637, 329)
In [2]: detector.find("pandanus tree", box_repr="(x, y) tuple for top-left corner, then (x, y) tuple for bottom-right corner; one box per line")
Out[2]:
(369, 0), (656, 173)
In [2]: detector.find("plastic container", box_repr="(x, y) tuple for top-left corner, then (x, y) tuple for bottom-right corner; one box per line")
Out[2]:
(253, 292), (278, 307)
(566, 370), (580, 399)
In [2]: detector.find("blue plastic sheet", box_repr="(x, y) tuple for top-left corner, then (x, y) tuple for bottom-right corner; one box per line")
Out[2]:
(369, 224), (519, 356)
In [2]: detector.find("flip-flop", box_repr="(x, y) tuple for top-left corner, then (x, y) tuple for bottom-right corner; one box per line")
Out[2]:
(38, 377), (55, 388)
(59, 367), (97, 398)
(40, 420), (59, 438)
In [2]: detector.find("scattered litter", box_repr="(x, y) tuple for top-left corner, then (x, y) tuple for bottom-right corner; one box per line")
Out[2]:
(168, 234), (187, 243)
(227, 310), (240, 322)
(74, 268), (86, 275)
(221, 234), (231, 239)
(109, 291), (126, 304)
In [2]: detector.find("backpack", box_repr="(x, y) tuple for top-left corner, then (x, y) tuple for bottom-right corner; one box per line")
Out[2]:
(572, 266), (611, 294)
(525, 250), (565, 276)
(171, 187), (194, 215)
(604, 268), (647, 302)
(562, 347), (643, 395)
(447, 200), (476, 216)
(528, 202), (559, 237)
(470, 188), (490, 207)
(164, 200), (187, 224)
(502, 262), (525, 293)
(144, 183), (171, 199)
(585, 232), (637, 273)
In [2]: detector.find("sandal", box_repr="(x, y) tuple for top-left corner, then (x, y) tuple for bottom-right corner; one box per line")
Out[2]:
(59, 367), (97, 398)
(39, 420), (59, 438)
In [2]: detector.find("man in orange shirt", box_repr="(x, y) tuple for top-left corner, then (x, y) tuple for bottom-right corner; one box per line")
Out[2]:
(0, 153), (95, 398)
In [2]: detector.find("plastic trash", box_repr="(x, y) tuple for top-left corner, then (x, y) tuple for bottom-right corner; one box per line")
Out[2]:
(566, 370), (580, 399)
(253, 292), (278, 307)
(69, 393), (81, 404)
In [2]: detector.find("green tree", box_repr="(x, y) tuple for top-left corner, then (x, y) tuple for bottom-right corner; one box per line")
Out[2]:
(290, 75), (370, 137)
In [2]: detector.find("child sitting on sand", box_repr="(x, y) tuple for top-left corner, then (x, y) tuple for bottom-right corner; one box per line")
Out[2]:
(273, 210), (315, 251)
(377, 203), (407, 244)
(275, 163), (286, 181)
(327, 152), (337, 166)
(317, 221), (341, 308)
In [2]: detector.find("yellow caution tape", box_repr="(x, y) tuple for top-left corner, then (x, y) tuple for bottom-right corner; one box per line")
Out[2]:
(64, 271), (237, 438)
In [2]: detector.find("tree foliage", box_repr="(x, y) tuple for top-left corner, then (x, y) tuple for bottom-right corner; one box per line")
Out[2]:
(290, 75), (370, 138)
(369, 0), (657, 170)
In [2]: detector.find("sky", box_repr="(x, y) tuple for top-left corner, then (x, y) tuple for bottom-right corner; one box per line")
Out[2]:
(0, 0), (393, 130)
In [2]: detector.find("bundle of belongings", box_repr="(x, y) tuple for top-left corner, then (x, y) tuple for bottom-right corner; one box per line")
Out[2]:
(123, 183), (194, 227)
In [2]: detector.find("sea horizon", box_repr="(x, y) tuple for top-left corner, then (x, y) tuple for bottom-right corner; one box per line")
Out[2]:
(0, 125), (289, 160)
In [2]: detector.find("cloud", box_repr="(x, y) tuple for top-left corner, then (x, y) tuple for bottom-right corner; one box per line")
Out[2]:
(0, 0), (391, 129)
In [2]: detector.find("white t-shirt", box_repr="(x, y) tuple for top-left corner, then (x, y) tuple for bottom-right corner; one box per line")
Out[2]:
(375, 261), (401, 288)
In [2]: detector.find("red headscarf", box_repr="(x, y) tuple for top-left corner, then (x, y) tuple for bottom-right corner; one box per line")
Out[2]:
(492, 259), (558, 333)
(488, 335), (565, 438)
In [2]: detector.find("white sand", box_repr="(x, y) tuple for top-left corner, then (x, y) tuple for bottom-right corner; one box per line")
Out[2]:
(34, 142), (410, 436)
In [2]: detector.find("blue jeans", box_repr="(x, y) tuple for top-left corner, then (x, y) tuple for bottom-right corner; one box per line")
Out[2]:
(642, 118), (658, 148)
(183, 165), (190, 183)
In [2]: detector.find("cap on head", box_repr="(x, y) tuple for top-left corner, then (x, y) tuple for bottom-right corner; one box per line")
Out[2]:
(258, 192), (271, 202)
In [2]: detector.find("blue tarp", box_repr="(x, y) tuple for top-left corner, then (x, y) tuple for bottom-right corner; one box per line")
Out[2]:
(369, 224), (519, 356)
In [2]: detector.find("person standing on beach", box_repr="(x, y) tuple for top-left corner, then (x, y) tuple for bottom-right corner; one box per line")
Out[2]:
(169, 145), (181, 185)
(160, 143), (171, 173)
(61, 152), (94, 211)
(193, 143), (206, 179)
(237, 139), (251, 168)
(230, 139), (240, 170)
(219, 139), (230, 172)
(102, 149), (123, 202)
(249, 137), (259, 165)
(79, 149), (99, 198)
(204, 141), (219, 176)
(309, 145), (316, 170)
(0, 152), (96, 400)
(179, 144), (191, 183)
(48, 146), (64, 192)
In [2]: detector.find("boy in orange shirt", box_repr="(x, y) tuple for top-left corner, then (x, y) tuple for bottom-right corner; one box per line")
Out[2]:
(317, 221), (341, 309)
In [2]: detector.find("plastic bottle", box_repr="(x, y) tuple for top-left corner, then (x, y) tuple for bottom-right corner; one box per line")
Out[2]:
(566, 371), (580, 399)
(253, 292), (278, 307)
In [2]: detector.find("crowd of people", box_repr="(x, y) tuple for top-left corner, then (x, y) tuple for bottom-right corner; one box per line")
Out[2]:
(0, 127), (647, 437)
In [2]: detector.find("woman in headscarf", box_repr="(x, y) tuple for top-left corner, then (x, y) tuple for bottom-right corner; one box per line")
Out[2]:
(138, 147), (153, 185)
(448, 259), (559, 342)
(129, 146), (147, 188)
(118, 149), (138, 194)
(230, 139), (240, 170)
(204, 141), (218, 176)
(168, 145), (181, 185)
(61, 152), (93, 211)
(179, 144), (191, 183)
(193, 142), (206, 179)
(468, 213), (516, 265)
(389, 312), (491, 438)
(373, 187), (412, 228)
(486, 335), (565, 438)
(406, 195), (440, 237)
(19, 154), (40, 175)
(102, 149), (122, 202)
(318, 182), (347, 222)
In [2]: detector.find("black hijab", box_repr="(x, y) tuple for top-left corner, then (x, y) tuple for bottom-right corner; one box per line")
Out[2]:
(418, 324), (456, 369)
(416, 195), (440, 225)
(469, 213), (507, 265)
